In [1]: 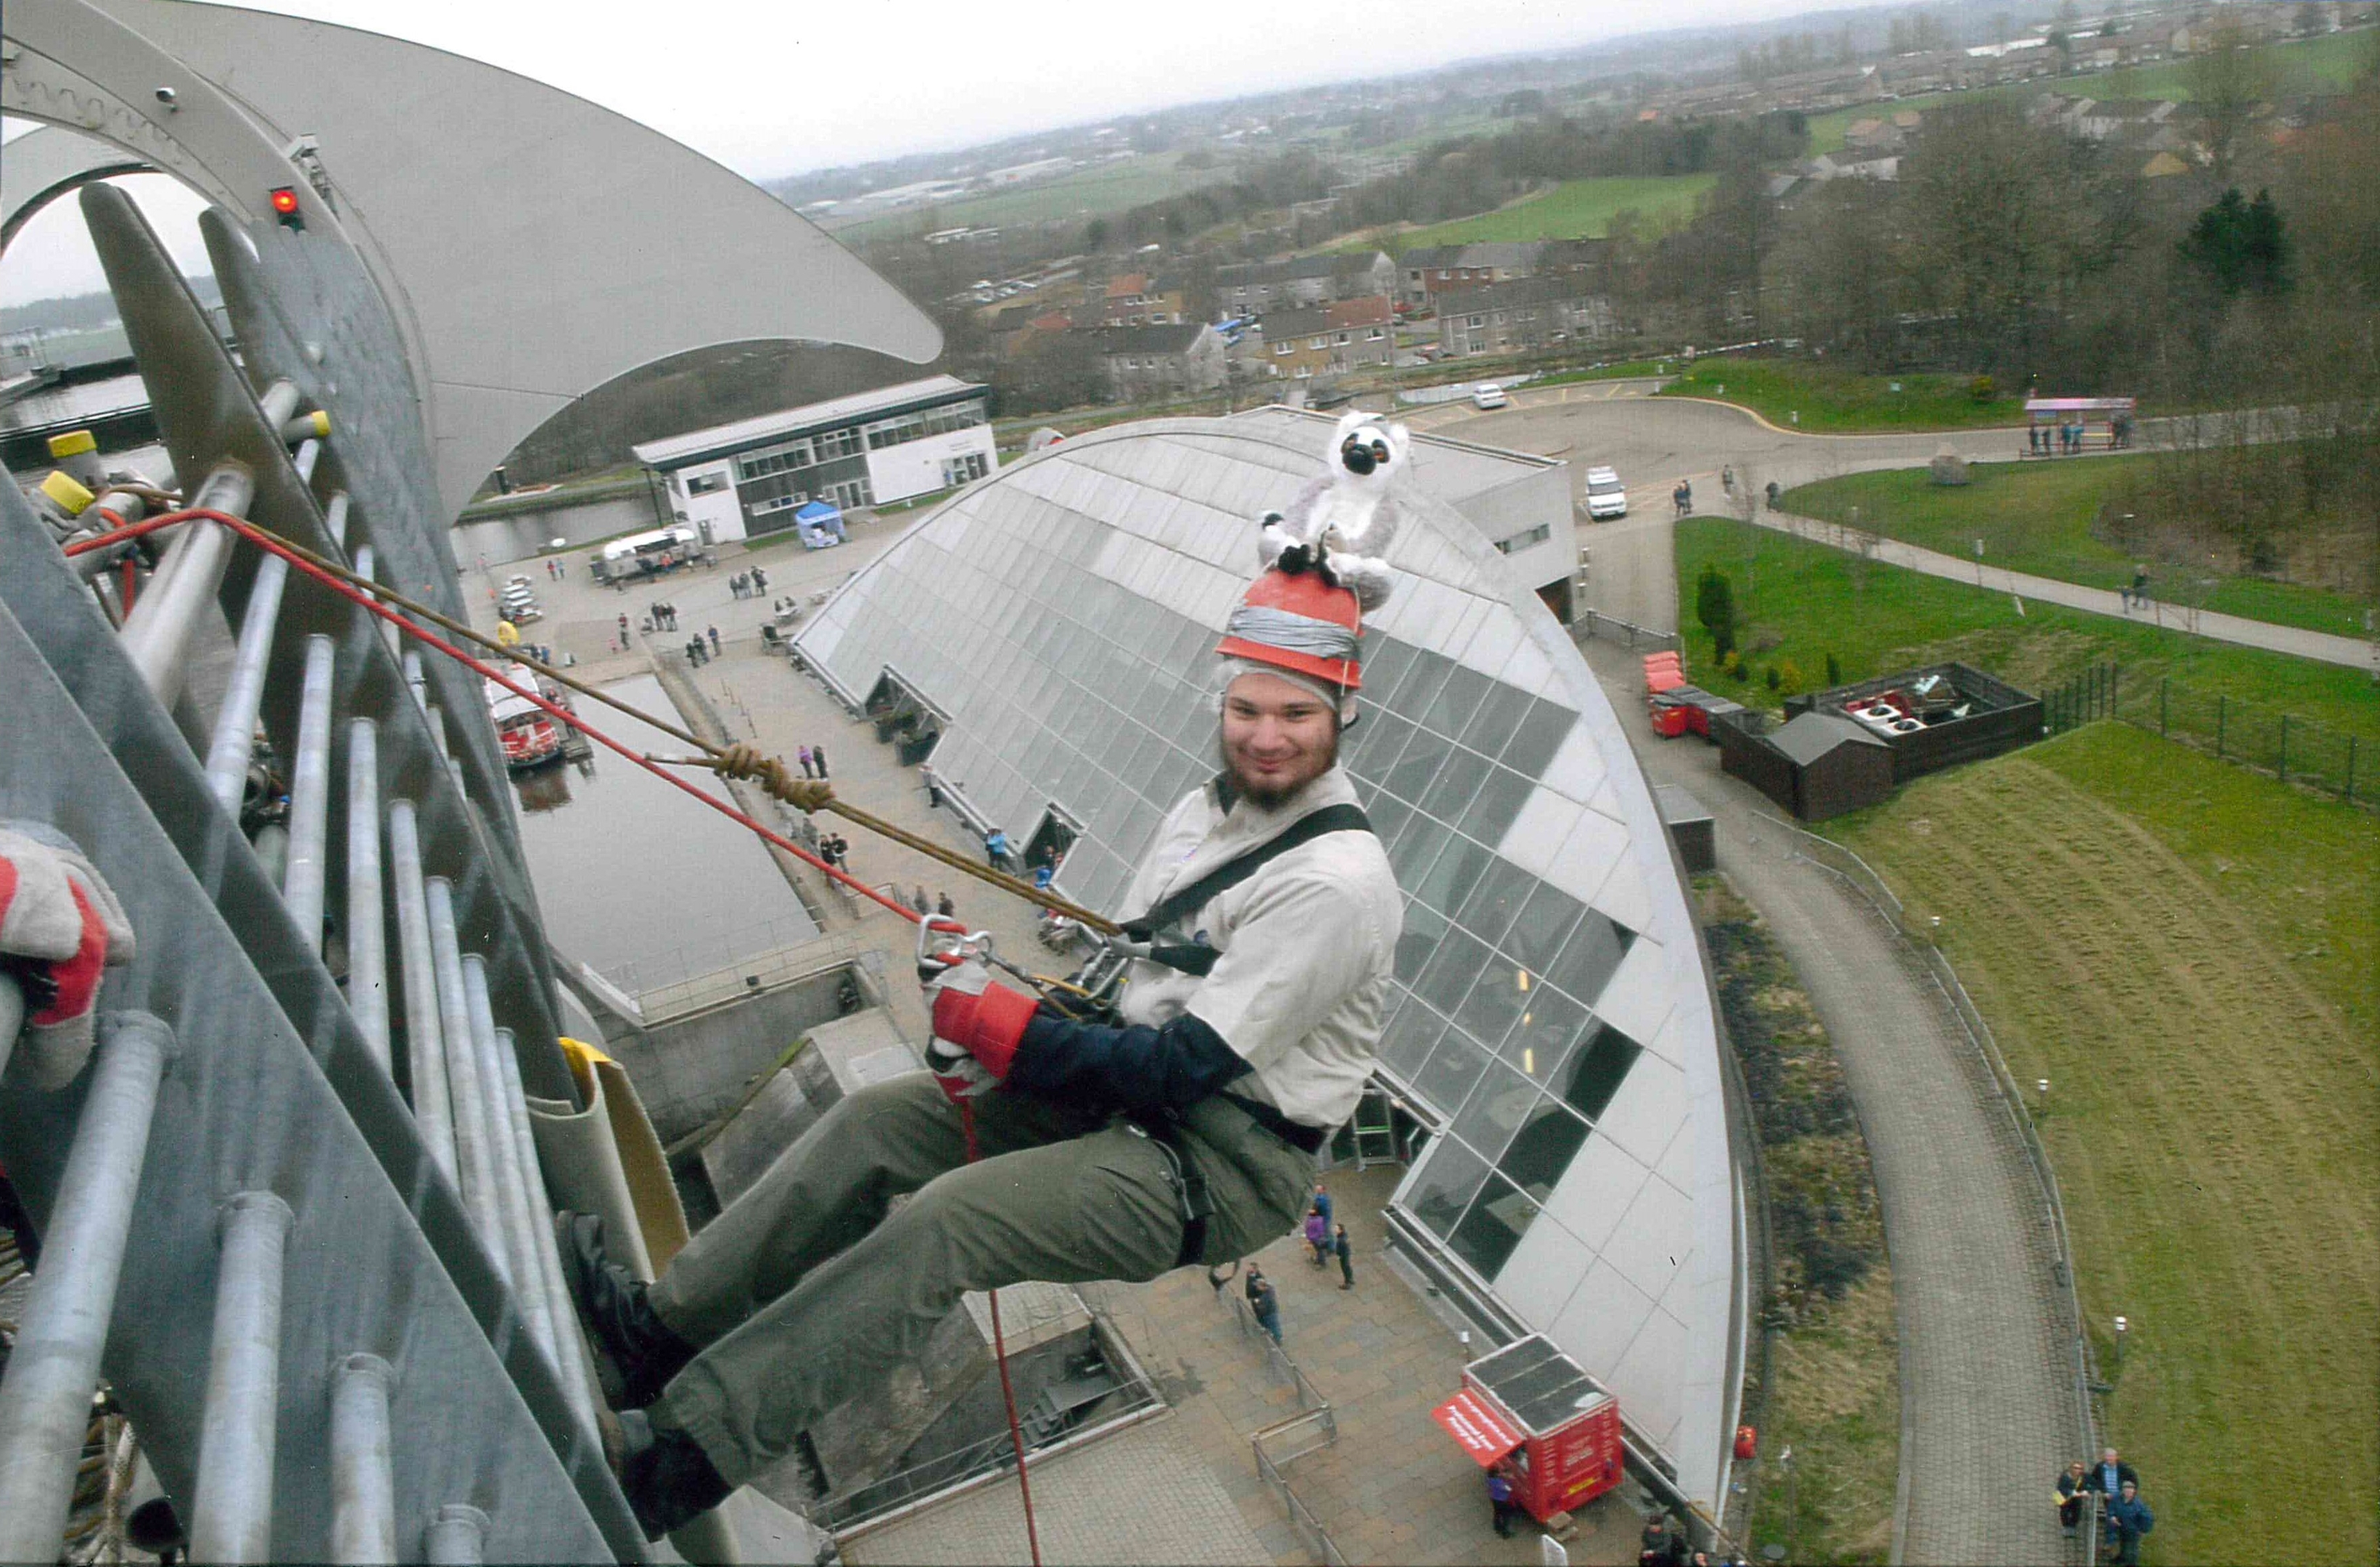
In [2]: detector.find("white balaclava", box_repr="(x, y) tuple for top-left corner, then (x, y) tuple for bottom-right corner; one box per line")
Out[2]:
(1212, 657), (1358, 728)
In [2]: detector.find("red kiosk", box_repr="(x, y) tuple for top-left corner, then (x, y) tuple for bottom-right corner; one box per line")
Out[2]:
(1430, 1335), (1624, 1523)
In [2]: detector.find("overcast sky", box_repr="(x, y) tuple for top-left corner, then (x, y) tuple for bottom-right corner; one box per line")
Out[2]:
(3, 0), (1851, 303)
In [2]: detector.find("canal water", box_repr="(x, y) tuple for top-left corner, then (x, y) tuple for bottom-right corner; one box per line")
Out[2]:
(512, 671), (818, 991)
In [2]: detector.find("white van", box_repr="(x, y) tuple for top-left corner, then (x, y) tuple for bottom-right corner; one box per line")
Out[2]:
(1471, 382), (1509, 410)
(1584, 466), (1628, 520)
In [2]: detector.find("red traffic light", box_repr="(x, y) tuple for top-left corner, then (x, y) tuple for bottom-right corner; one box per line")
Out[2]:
(269, 186), (303, 230)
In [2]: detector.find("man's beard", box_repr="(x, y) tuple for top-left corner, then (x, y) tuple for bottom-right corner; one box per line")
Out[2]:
(1219, 726), (1339, 811)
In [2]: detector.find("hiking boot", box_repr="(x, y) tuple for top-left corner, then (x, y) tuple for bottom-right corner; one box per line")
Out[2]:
(554, 1212), (696, 1409)
(614, 1408), (730, 1541)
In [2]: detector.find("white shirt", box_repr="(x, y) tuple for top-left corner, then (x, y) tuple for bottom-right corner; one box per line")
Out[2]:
(1113, 766), (1401, 1128)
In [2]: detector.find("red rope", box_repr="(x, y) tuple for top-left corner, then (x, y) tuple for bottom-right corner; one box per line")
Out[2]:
(67, 506), (1049, 1558)
(962, 1101), (1045, 1567)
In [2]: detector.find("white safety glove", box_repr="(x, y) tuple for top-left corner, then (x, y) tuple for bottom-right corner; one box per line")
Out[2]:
(1, 823), (138, 1089)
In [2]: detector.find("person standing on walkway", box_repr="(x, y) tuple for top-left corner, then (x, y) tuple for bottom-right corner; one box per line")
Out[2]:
(1673, 480), (1692, 518)
(1302, 1205), (1329, 1267)
(707, 625), (722, 657)
(617, 612), (630, 644)
(910, 885), (931, 916)
(2104, 1481), (2154, 1566)
(923, 768), (943, 810)
(1487, 1462), (1518, 1538)
(751, 565), (767, 593)
(812, 744), (828, 780)
(935, 891), (955, 919)
(1333, 1223), (1353, 1289)
(1251, 1271), (1283, 1346)
(798, 745), (815, 780)
(2054, 1459), (2090, 1539)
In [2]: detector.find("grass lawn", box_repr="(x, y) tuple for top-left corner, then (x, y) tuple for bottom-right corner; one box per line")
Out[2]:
(1782, 464), (2374, 640)
(836, 152), (1237, 240)
(1530, 359), (1676, 386)
(1656, 358), (2026, 432)
(1382, 175), (1714, 248)
(1827, 725), (2379, 1566)
(1672, 518), (2380, 744)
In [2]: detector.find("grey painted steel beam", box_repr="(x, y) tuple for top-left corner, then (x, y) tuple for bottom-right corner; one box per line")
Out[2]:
(426, 1502), (489, 1566)
(189, 1190), (294, 1565)
(281, 633), (337, 953)
(387, 800), (458, 1185)
(0, 1011), (177, 1562)
(424, 878), (506, 1285)
(345, 720), (390, 1076)
(328, 1354), (397, 1566)
(462, 955), (553, 1362)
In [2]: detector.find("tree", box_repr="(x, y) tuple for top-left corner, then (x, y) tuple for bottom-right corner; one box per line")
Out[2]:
(1696, 564), (1738, 660)
(2178, 187), (2293, 296)
(2186, 21), (2279, 183)
(1082, 218), (1110, 252)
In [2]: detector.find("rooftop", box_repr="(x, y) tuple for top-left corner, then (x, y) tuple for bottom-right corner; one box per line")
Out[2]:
(633, 374), (983, 468)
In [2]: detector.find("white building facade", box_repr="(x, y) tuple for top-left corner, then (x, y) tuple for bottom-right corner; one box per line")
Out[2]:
(634, 375), (998, 543)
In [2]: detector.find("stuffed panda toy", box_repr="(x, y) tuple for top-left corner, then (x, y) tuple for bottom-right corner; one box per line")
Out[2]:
(1257, 408), (1410, 612)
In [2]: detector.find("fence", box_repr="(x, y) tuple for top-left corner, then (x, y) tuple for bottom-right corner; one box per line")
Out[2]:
(2043, 663), (2369, 805)
(1767, 819), (2101, 1486)
(1572, 608), (1682, 655)
(1216, 1280), (1346, 1564)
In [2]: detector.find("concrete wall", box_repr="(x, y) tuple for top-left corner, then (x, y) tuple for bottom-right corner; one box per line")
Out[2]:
(1465, 463), (1578, 619)
(452, 492), (662, 567)
(603, 967), (857, 1143)
(865, 425), (999, 505)
(669, 462), (746, 543)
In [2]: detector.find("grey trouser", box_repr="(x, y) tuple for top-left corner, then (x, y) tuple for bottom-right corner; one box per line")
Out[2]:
(646, 1072), (1312, 1485)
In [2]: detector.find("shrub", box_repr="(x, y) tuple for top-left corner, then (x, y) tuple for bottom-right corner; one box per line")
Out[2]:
(1825, 651), (1842, 686)
(1779, 659), (1804, 693)
(1969, 374), (1997, 403)
(1765, 665), (1782, 691)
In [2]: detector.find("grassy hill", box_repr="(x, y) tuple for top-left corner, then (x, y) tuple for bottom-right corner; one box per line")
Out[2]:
(1657, 359), (2025, 432)
(1378, 174), (1715, 249)
(1828, 724), (2377, 1567)
(834, 152), (1239, 241)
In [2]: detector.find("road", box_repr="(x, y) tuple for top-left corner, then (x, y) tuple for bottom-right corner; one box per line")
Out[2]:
(1572, 635), (2080, 1567)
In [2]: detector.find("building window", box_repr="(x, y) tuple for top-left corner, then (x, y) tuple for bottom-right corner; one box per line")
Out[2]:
(1275, 342), (1291, 356)
(940, 451), (990, 488)
(684, 471), (728, 495)
(734, 438), (813, 480)
(815, 427), (865, 460)
(1367, 326), (1385, 340)
(1494, 524), (1553, 554)
(1309, 336), (1327, 350)
(1335, 332), (1350, 345)
(1467, 314), (1483, 328)
(1293, 364), (1313, 379)
(827, 477), (873, 509)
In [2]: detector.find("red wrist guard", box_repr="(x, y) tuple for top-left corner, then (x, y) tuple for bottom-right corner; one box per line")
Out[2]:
(929, 979), (1037, 1079)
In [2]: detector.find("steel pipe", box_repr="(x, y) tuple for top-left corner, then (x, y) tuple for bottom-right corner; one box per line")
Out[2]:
(425, 879), (507, 1282)
(202, 551), (290, 815)
(461, 957), (553, 1362)
(324, 490), (350, 552)
(425, 1503), (488, 1565)
(496, 1026), (601, 1432)
(0, 1012), (178, 1561)
(282, 635), (337, 953)
(189, 1191), (294, 1564)
(387, 802), (458, 1184)
(345, 720), (390, 1075)
(292, 437), (321, 484)
(402, 649), (427, 712)
(120, 462), (256, 707)
(328, 1354), (396, 1566)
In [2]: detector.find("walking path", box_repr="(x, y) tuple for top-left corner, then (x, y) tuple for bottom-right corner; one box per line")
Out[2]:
(1755, 507), (2376, 670)
(1574, 638), (2081, 1566)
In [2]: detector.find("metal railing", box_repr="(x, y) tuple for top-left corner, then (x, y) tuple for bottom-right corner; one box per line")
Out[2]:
(2046, 663), (2370, 806)
(1572, 608), (1682, 654)
(1766, 816), (2101, 1476)
(1213, 1279), (1346, 1563)
(1255, 1418), (1348, 1567)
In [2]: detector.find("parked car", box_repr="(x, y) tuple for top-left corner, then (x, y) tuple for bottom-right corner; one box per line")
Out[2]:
(1584, 466), (1628, 520)
(1471, 382), (1509, 410)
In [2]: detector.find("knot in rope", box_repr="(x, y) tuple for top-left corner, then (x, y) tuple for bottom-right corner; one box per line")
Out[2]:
(709, 742), (836, 812)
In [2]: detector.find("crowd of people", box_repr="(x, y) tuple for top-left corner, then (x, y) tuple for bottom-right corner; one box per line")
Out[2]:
(2057, 1449), (2157, 1563)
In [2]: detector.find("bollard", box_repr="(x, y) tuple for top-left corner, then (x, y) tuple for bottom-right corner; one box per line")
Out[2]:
(329, 1354), (397, 1566)
(189, 1192), (295, 1563)
(0, 1012), (178, 1560)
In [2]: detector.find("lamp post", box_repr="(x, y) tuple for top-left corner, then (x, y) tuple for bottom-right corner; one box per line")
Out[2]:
(2038, 1078), (2050, 1116)
(2113, 1315), (2128, 1368)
